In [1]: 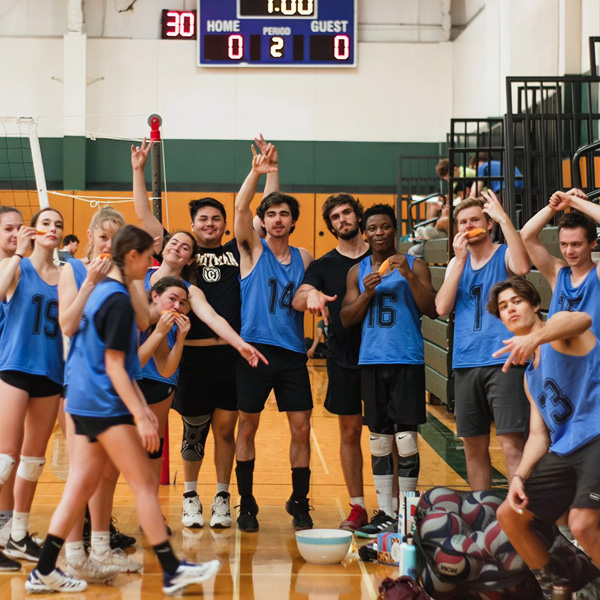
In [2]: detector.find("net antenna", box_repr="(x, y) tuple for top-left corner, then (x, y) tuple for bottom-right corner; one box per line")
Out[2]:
(0, 117), (49, 216)
(149, 114), (164, 225)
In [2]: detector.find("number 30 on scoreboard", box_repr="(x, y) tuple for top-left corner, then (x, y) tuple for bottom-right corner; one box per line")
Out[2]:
(197, 0), (357, 67)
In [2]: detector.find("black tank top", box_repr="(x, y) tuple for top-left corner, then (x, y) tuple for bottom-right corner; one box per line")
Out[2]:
(188, 239), (241, 340)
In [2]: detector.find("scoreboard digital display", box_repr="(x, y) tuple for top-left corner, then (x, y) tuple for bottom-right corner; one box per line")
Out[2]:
(198, 0), (357, 67)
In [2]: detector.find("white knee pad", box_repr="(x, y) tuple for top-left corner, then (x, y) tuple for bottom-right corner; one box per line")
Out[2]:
(17, 456), (46, 483)
(395, 431), (418, 457)
(369, 433), (394, 457)
(0, 454), (15, 485)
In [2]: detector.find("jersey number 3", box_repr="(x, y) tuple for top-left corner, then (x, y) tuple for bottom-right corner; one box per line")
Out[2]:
(31, 295), (59, 339)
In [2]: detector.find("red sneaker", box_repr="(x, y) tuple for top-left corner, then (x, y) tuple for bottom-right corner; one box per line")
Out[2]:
(339, 504), (368, 532)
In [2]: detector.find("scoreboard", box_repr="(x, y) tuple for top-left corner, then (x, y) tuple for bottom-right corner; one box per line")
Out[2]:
(197, 0), (357, 68)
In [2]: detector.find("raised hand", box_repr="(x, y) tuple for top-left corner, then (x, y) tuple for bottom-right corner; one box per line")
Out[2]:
(481, 189), (507, 223)
(131, 138), (153, 171)
(251, 144), (278, 176)
(254, 133), (278, 164)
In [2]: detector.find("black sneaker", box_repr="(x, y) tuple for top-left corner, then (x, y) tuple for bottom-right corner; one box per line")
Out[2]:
(354, 511), (397, 539)
(4, 532), (41, 561)
(0, 549), (20, 571)
(237, 498), (259, 532)
(285, 497), (314, 531)
(110, 518), (136, 550)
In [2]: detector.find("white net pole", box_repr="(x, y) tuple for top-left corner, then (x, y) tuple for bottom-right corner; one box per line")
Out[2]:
(22, 118), (50, 209)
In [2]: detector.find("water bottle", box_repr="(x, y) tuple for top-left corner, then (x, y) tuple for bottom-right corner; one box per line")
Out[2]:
(400, 534), (418, 580)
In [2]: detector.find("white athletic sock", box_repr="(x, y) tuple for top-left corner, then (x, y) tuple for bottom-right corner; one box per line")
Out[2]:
(350, 496), (365, 509)
(11, 511), (28, 541)
(91, 531), (111, 555)
(373, 475), (394, 516)
(216, 482), (229, 494)
(184, 481), (198, 494)
(398, 476), (418, 493)
(65, 541), (86, 563)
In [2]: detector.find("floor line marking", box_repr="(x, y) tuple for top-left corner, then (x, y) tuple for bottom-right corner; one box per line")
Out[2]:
(233, 494), (241, 600)
(335, 497), (377, 600)
(311, 427), (329, 475)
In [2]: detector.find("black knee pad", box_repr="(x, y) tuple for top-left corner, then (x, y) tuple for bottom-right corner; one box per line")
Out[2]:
(181, 414), (211, 461)
(148, 437), (164, 460)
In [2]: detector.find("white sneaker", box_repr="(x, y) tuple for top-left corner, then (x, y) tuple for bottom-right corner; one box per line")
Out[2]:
(66, 555), (120, 583)
(90, 547), (142, 573)
(182, 491), (204, 528)
(25, 567), (88, 593)
(162, 559), (220, 595)
(0, 518), (11, 547)
(210, 492), (232, 528)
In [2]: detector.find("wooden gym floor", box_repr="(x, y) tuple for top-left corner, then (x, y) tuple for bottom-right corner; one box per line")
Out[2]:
(0, 360), (509, 599)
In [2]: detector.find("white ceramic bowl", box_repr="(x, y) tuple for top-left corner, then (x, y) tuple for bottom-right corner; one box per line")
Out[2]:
(295, 529), (352, 565)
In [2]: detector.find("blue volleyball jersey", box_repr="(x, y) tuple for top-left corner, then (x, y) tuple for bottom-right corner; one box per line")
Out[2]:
(548, 266), (600, 339)
(526, 340), (600, 456)
(65, 279), (141, 418)
(139, 327), (179, 386)
(453, 245), (511, 369)
(70, 259), (87, 290)
(357, 255), (424, 365)
(0, 300), (5, 339)
(141, 267), (191, 385)
(240, 239), (305, 354)
(0, 258), (63, 384)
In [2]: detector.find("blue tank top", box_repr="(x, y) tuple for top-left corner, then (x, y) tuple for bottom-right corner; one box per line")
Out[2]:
(453, 245), (510, 369)
(65, 279), (141, 418)
(0, 258), (63, 384)
(357, 255), (424, 365)
(548, 266), (600, 339)
(141, 268), (187, 386)
(0, 300), (6, 339)
(70, 259), (88, 290)
(526, 341), (600, 456)
(240, 239), (305, 354)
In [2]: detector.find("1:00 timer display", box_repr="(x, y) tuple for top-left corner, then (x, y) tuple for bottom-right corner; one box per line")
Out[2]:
(198, 0), (356, 67)
(239, 0), (316, 17)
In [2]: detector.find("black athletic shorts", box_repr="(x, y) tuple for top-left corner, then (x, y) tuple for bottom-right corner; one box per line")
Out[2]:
(361, 364), (426, 428)
(236, 343), (313, 413)
(0, 370), (62, 397)
(324, 359), (362, 416)
(71, 414), (135, 443)
(138, 378), (175, 406)
(173, 345), (238, 416)
(454, 365), (528, 437)
(525, 436), (600, 525)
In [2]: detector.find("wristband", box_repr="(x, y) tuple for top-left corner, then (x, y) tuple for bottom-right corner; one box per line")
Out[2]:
(14, 253), (24, 259)
(513, 473), (526, 484)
